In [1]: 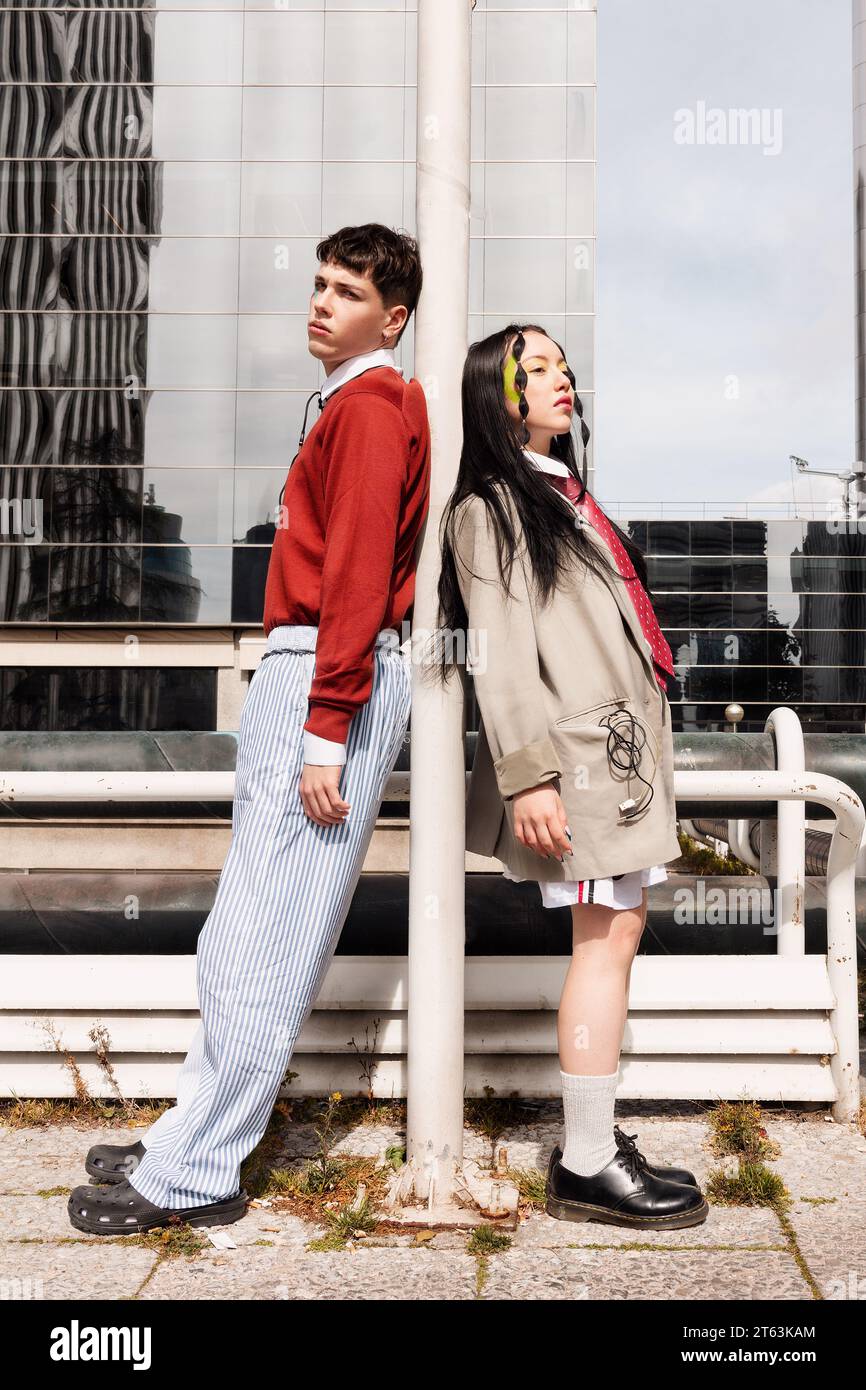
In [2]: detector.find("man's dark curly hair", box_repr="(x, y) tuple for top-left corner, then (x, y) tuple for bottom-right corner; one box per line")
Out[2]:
(315, 223), (423, 345)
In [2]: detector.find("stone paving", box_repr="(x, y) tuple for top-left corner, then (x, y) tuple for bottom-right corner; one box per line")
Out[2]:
(1, 1103), (865, 1301)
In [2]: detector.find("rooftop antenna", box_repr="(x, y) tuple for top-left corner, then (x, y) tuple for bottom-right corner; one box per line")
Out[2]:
(789, 455), (866, 523)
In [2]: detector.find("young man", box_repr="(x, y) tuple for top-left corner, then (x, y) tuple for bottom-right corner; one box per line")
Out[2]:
(69, 224), (431, 1234)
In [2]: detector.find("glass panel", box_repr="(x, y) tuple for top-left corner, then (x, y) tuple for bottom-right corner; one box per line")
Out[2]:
(0, 391), (55, 469)
(140, 546), (231, 623)
(564, 315), (593, 390)
(323, 87), (404, 161)
(690, 521), (733, 555)
(238, 236), (320, 314)
(648, 557), (689, 591)
(0, 543), (49, 619)
(690, 593), (734, 627)
(567, 11), (596, 85)
(236, 315), (318, 390)
(483, 164), (566, 236)
(52, 390), (145, 469)
(154, 163), (241, 237)
(484, 87), (567, 162)
(0, 666), (218, 732)
(323, 11), (404, 85)
(0, 163), (62, 233)
(321, 163), (403, 236)
(3, 236), (58, 310)
(566, 163), (594, 236)
(65, 86), (153, 159)
(485, 13), (567, 85)
(68, 11), (156, 84)
(143, 391), (237, 469)
(231, 546), (270, 624)
(241, 88), (322, 162)
(732, 559), (768, 591)
(691, 559), (733, 592)
(148, 238), (240, 314)
(234, 391), (316, 470)
(152, 86), (242, 159)
(233, 469), (285, 541)
(566, 88), (594, 161)
(241, 164), (321, 238)
(49, 544), (140, 621)
(142, 468), (234, 545)
(484, 239), (564, 314)
(242, 11), (325, 84)
(0, 87), (63, 159)
(0, 11), (64, 81)
(0, 472), (49, 547)
(146, 315), (238, 390)
(49, 468), (143, 544)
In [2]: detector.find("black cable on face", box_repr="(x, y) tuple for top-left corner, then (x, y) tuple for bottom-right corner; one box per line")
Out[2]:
(598, 707), (656, 817)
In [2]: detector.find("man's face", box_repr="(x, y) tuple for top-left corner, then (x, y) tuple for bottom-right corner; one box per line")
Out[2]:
(307, 260), (407, 370)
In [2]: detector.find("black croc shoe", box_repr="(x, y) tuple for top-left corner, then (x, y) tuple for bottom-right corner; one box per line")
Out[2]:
(67, 1178), (251, 1236)
(545, 1147), (709, 1229)
(85, 1139), (147, 1184)
(546, 1127), (698, 1189)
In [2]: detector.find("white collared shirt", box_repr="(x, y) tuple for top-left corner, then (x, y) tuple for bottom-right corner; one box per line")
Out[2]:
(522, 447), (589, 530)
(304, 345), (405, 767)
(522, 447), (571, 477)
(319, 345), (405, 404)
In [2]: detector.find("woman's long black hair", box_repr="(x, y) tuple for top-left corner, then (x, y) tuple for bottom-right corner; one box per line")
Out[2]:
(426, 322), (652, 690)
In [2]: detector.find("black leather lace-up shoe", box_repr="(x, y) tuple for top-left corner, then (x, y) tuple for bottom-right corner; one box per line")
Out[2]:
(545, 1143), (709, 1229)
(546, 1126), (698, 1189)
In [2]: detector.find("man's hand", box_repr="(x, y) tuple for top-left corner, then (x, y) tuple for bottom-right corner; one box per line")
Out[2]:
(299, 763), (351, 828)
(511, 782), (573, 861)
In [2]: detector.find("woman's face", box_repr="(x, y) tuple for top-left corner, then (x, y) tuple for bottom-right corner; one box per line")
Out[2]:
(502, 330), (574, 441)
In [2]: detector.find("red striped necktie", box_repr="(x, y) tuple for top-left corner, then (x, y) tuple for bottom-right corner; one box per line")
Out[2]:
(544, 472), (675, 691)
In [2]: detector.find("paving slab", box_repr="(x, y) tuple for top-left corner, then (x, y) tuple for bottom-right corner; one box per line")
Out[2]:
(0, 1242), (156, 1300)
(137, 1248), (480, 1300)
(477, 1248), (810, 1300)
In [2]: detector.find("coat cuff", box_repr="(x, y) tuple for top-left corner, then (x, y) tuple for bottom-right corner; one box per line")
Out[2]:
(303, 729), (347, 766)
(493, 738), (562, 801)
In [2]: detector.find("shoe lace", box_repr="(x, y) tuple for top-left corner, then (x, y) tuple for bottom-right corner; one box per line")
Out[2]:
(614, 1125), (650, 1177)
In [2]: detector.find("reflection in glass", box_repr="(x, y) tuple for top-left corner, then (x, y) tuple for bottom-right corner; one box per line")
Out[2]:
(49, 544), (140, 622)
(0, 666), (217, 732)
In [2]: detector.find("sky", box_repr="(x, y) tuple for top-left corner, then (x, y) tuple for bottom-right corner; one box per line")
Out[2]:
(596, 0), (855, 510)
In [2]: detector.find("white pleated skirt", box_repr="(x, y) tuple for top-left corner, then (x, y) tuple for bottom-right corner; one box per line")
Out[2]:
(502, 862), (668, 911)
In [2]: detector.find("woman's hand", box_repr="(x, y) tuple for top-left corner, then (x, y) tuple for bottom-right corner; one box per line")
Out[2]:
(511, 782), (574, 861)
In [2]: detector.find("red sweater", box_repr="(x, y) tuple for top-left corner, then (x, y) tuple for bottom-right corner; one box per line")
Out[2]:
(262, 366), (431, 745)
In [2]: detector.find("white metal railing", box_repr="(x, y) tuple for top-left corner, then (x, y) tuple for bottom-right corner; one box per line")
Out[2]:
(0, 766), (862, 1121)
(672, 769), (863, 1122)
(599, 501), (852, 522)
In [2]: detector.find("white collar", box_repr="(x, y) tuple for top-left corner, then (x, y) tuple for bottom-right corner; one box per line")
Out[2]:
(522, 447), (571, 478)
(320, 346), (405, 403)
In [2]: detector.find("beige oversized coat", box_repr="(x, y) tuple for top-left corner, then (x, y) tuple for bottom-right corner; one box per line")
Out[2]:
(452, 485), (681, 881)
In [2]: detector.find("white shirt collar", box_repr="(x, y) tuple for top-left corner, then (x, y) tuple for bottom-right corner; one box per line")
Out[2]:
(320, 346), (405, 403)
(522, 447), (571, 478)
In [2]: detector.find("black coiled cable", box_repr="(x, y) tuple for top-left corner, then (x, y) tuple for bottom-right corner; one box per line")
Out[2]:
(598, 707), (655, 817)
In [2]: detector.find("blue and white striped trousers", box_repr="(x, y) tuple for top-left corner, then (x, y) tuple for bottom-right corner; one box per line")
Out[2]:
(126, 624), (411, 1208)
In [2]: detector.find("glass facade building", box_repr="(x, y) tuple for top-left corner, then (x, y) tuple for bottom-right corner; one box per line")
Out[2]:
(1, 0), (862, 734)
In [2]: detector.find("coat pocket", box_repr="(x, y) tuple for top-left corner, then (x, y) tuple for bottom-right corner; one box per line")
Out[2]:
(554, 695), (630, 728)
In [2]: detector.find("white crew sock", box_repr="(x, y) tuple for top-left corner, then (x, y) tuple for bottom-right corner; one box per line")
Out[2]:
(559, 1068), (620, 1177)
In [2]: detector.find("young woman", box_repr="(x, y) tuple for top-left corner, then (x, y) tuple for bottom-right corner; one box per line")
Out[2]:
(431, 323), (708, 1230)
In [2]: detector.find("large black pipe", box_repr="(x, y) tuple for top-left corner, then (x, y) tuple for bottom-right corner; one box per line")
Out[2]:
(1, 871), (863, 961)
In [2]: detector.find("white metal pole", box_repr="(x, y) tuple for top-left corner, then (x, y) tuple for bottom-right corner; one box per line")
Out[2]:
(764, 707), (806, 954)
(397, 0), (502, 1217)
